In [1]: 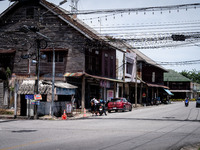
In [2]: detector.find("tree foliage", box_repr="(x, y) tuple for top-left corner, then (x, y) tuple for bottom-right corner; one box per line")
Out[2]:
(180, 69), (200, 84)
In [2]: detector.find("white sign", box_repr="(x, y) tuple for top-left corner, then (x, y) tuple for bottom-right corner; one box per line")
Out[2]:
(66, 103), (72, 113)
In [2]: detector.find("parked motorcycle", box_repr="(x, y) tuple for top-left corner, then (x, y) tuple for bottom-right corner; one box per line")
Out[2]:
(99, 103), (104, 116)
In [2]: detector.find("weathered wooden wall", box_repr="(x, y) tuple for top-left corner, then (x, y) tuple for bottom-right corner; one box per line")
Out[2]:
(0, 1), (86, 78)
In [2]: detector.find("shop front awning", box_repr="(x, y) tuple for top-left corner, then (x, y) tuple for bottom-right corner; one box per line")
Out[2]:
(43, 81), (78, 89)
(85, 73), (124, 83)
(64, 72), (124, 83)
(18, 80), (52, 94)
(147, 83), (169, 89)
(164, 89), (174, 96)
(0, 49), (16, 54)
(18, 80), (78, 94)
(64, 72), (84, 77)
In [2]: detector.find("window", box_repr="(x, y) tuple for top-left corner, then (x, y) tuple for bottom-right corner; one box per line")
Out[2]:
(55, 52), (64, 62)
(26, 8), (34, 19)
(105, 57), (108, 76)
(110, 56), (114, 77)
(126, 62), (133, 75)
(47, 53), (52, 62)
(47, 52), (64, 62)
(126, 58), (134, 75)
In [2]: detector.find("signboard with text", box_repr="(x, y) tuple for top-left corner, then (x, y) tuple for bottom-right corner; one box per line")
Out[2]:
(34, 94), (42, 100)
(25, 95), (34, 100)
(66, 103), (72, 113)
(107, 90), (114, 101)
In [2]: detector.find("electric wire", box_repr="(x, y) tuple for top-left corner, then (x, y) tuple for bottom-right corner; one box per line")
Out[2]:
(75, 3), (200, 15)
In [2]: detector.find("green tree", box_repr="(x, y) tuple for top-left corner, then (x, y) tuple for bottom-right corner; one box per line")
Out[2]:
(180, 69), (200, 83)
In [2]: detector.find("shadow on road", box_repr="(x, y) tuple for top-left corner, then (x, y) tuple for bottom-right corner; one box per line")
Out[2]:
(12, 130), (37, 133)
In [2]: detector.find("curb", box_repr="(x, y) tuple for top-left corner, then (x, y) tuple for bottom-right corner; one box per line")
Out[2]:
(0, 113), (93, 120)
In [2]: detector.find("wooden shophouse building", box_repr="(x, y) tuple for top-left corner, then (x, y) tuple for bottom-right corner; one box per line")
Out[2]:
(0, 0), (121, 115)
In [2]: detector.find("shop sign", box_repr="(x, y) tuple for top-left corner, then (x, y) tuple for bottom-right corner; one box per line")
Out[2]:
(100, 80), (110, 88)
(66, 103), (72, 113)
(34, 94), (42, 100)
(25, 95), (34, 100)
(107, 90), (114, 101)
(30, 100), (40, 105)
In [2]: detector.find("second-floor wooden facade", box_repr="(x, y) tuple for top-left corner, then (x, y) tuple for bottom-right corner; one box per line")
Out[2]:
(0, 0), (116, 80)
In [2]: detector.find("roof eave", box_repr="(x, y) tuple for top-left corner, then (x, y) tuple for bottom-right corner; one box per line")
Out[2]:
(39, 1), (94, 41)
(0, 2), (18, 18)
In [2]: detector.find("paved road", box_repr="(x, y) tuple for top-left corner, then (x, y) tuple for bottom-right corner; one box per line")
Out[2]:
(0, 101), (200, 150)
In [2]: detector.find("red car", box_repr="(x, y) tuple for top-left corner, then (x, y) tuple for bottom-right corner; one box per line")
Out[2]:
(107, 98), (132, 113)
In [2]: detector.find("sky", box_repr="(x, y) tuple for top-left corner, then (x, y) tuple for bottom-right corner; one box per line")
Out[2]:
(0, 0), (200, 73)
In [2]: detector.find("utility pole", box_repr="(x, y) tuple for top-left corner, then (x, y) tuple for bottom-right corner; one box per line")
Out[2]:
(51, 45), (55, 117)
(71, 0), (79, 13)
(71, 0), (79, 18)
(81, 74), (85, 113)
(34, 39), (41, 119)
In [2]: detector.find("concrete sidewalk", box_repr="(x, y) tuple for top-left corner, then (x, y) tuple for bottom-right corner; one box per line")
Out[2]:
(0, 111), (93, 120)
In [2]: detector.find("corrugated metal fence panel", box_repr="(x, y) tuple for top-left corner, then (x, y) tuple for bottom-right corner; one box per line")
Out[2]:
(37, 102), (51, 116)
(37, 101), (71, 117)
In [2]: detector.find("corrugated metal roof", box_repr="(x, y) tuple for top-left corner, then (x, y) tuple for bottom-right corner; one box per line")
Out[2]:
(132, 49), (167, 71)
(147, 83), (169, 89)
(43, 81), (78, 89)
(18, 80), (77, 94)
(85, 73), (124, 83)
(164, 69), (191, 82)
(18, 80), (52, 94)
(64, 72), (124, 82)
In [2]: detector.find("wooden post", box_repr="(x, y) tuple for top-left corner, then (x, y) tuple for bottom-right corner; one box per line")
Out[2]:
(123, 53), (125, 97)
(34, 39), (40, 119)
(135, 59), (137, 108)
(81, 74), (85, 113)
(114, 82), (116, 98)
(139, 83), (143, 104)
(146, 87), (148, 105)
(14, 79), (18, 119)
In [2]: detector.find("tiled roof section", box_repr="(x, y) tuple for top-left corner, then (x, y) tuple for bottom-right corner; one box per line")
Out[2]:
(40, 0), (102, 41)
(164, 69), (191, 82)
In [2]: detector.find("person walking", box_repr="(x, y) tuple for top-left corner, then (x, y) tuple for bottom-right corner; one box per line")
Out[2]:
(90, 98), (95, 115)
(94, 98), (99, 115)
